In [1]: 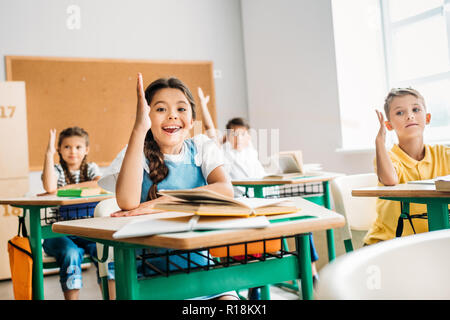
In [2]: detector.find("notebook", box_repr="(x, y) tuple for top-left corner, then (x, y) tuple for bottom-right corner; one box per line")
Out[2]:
(112, 214), (270, 239)
(264, 150), (306, 179)
(154, 189), (299, 217)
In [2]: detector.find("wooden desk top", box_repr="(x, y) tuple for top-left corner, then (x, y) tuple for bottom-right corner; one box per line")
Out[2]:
(0, 194), (114, 206)
(52, 197), (345, 250)
(232, 172), (343, 186)
(352, 184), (450, 198)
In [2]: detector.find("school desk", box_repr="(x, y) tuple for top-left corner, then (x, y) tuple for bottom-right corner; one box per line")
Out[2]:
(0, 194), (114, 300)
(232, 171), (343, 261)
(52, 197), (345, 300)
(352, 183), (450, 231)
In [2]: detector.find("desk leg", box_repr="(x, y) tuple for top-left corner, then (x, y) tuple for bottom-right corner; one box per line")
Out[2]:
(114, 246), (138, 300)
(253, 186), (264, 198)
(426, 201), (450, 231)
(296, 234), (313, 300)
(28, 207), (45, 300)
(322, 181), (336, 261)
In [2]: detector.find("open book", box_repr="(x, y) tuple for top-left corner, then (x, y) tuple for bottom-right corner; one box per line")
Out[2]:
(154, 189), (299, 217)
(57, 187), (109, 197)
(264, 150), (305, 179)
(112, 215), (270, 239)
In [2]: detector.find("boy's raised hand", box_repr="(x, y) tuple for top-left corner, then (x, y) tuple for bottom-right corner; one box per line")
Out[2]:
(47, 129), (57, 155)
(135, 73), (151, 132)
(375, 110), (386, 144)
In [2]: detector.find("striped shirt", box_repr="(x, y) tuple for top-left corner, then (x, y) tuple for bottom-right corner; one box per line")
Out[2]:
(54, 162), (101, 187)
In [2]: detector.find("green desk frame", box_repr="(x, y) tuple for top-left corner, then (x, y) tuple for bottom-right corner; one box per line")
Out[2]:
(234, 180), (336, 297)
(236, 180), (336, 261)
(382, 196), (450, 231)
(15, 204), (109, 300)
(84, 232), (315, 300)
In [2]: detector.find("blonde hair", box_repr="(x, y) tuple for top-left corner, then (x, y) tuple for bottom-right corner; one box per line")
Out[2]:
(384, 88), (426, 120)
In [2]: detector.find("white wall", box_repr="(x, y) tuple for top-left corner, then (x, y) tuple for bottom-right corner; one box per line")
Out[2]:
(241, 0), (375, 175)
(0, 0), (248, 194)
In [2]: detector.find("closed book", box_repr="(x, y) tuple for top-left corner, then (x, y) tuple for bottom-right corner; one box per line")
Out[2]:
(57, 187), (105, 197)
(154, 189), (299, 217)
(435, 177), (450, 192)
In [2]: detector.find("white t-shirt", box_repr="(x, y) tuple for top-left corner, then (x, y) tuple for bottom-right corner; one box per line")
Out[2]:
(99, 134), (225, 192)
(222, 141), (266, 197)
(222, 141), (266, 180)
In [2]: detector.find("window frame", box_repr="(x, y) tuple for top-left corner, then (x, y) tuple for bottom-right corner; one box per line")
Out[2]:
(379, 0), (450, 144)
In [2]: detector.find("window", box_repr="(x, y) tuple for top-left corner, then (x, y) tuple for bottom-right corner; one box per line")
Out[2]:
(332, 0), (450, 150)
(381, 0), (450, 144)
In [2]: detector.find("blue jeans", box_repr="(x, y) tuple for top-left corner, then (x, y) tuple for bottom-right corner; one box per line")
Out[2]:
(43, 236), (114, 292)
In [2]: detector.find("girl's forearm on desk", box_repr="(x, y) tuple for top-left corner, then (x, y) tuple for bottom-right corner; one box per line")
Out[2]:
(197, 182), (234, 198)
(116, 127), (147, 210)
(58, 179), (100, 190)
(200, 166), (234, 198)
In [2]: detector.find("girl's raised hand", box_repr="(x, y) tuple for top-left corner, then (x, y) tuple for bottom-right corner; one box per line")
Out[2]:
(375, 110), (386, 143)
(197, 87), (210, 106)
(47, 129), (57, 155)
(134, 73), (151, 132)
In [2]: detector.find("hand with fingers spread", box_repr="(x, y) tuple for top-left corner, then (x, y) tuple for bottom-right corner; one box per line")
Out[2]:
(197, 87), (218, 142)
(374, 109), (398, 186)
(375, 110), (387, 145)
(198, 87), (210, 106)
(134, 73), (152, 133)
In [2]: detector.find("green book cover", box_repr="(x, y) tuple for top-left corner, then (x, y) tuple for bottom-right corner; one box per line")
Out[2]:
(57, 187), (103, 197)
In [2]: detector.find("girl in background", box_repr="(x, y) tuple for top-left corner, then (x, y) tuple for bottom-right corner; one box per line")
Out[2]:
(42, 126), (115, 300)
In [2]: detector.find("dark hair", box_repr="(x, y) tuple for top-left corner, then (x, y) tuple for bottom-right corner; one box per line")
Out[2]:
(143, 77), (196, 200)
(226, 117), (250, 130)
(57, 126), (90, 185)
(384, 87), (426, 120)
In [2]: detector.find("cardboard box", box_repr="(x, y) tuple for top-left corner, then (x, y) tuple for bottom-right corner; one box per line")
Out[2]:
(0, 82), (29, 179)
(0, 177), (29, 280)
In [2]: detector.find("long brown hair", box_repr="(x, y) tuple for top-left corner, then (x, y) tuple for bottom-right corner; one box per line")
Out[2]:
(143, 77), (196, 200)
(57, 126), (90, 185)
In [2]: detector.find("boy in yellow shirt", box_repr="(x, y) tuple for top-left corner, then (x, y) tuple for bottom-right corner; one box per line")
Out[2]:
(364, 88), (450, 245)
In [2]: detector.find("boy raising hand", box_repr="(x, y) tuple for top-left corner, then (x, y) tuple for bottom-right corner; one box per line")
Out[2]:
(364, 88), (450, 245)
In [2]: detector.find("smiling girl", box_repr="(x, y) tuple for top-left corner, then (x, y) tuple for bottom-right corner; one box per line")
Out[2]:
(112, 74), (233, 213)
(103, 74), (237, 300)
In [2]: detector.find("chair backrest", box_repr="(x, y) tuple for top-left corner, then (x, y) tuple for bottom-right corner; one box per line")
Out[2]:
(315, 229), (450, 299)
(330, 173), (378, 231)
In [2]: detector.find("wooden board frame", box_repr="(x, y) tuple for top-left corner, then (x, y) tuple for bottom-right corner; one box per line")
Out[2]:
(6, 56), (217, 171)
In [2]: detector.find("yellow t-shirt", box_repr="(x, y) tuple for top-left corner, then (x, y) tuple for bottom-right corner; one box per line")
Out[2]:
(364, 144), (450, 245)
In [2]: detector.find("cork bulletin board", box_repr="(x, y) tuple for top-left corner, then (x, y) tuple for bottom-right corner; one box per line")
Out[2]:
(5, 56), (217, 171)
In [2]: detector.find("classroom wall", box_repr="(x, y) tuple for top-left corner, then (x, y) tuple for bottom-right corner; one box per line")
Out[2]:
(0, 0), (249, 194)
(240, 0), (375, 267)
(241, 0), (376, 175)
